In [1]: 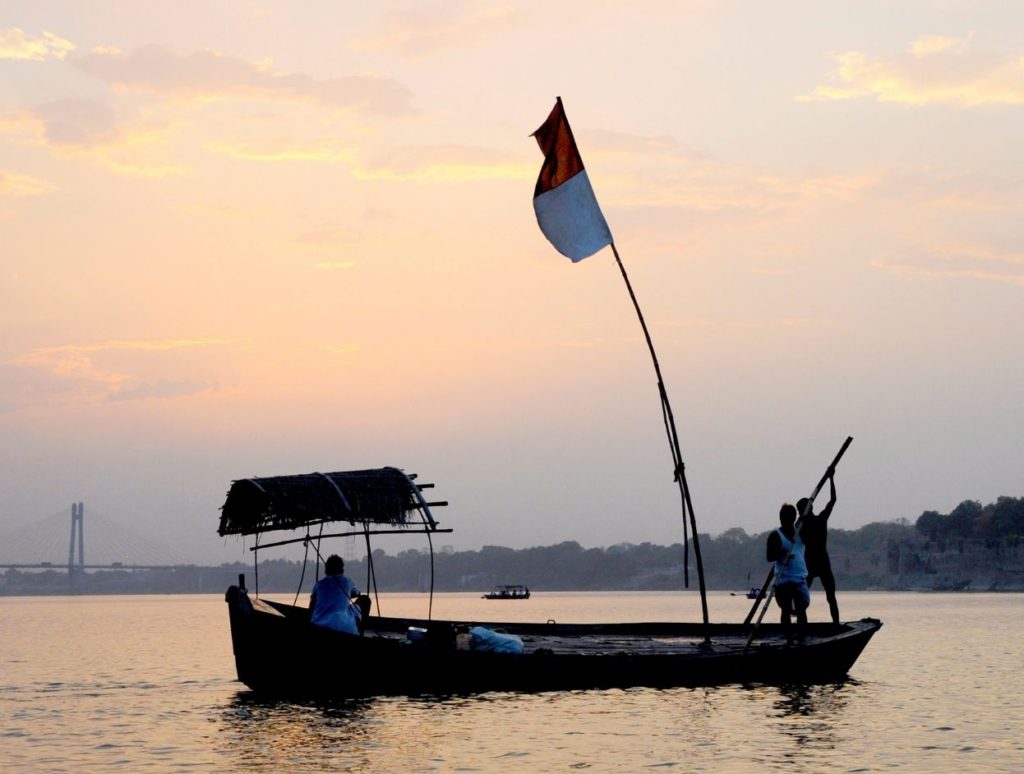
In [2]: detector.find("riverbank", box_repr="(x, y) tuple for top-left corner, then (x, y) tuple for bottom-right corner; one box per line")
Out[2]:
(3, 556), (1021, 595)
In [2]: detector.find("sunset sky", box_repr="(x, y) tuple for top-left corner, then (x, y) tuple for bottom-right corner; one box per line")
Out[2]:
(2, 1), (1022, 565)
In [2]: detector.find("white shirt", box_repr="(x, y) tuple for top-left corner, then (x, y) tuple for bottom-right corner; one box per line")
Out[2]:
(774, 529), (808, 584)
(310, 574), (361, 635)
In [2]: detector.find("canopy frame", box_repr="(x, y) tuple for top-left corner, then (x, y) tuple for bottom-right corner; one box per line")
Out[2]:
(218, 466), (448, 619)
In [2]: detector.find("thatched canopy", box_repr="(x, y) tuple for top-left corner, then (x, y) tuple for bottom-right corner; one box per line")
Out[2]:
(217, 467), (431, 537)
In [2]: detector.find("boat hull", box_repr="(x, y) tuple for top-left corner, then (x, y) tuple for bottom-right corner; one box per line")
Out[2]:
(225, 586), (881, 697)
(482, 593), (530, 600)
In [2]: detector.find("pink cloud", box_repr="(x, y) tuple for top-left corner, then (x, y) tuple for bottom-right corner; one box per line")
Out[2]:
(75, 45), (415, 116)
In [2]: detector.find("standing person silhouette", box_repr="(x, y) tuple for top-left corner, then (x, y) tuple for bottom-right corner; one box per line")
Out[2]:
(766, 503), (809, 644)
(798, 469), (840, 625)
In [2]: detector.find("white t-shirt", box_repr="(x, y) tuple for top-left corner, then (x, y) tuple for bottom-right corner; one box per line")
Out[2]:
(774, 529), (808, 584)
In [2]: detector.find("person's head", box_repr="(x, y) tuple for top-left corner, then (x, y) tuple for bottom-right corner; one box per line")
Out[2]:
(796, 498), (811, 516)
(325, 554), (344, 576)
(779, 503), (797, 528)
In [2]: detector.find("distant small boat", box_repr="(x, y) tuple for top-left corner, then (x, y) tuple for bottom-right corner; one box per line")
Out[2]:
(483, 584), (531, 600)
(731, 573), (762, 599)
(729, 587), (761, 599)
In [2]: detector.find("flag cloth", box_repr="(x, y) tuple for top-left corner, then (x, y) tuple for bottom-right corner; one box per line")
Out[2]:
(531, 98), (612, 262)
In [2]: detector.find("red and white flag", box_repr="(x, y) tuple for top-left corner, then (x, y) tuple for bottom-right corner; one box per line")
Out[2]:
(531, 98), (612, 262)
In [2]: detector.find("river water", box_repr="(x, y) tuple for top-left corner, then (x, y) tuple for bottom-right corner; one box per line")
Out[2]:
(2, 591), (1022, 772)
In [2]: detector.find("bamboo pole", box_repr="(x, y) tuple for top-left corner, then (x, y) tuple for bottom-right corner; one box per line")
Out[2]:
(611, 243), (709, 629)
(251, 527), (453, 552)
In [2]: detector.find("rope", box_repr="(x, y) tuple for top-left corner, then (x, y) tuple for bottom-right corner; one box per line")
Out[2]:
(659, 383), (689, 585)
(363, 524), (381, 617)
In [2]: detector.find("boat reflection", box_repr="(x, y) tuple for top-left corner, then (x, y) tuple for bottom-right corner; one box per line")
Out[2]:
(216, 688), (540, 769)
(218, 691), (378, 768)
(767, 681), (857, 756)
(774, 680), (855, 716)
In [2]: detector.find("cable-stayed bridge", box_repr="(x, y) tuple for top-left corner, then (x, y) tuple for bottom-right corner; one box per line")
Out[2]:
(0, 503), (190, 572)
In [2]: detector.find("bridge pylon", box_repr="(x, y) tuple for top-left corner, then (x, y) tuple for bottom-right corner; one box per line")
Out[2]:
(68, 502), (84, 575)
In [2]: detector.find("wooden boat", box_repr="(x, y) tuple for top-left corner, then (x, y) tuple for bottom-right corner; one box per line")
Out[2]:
(224, 585), (880, 696)
(219, 467), (881, 697)
(483, 584), (531, 600)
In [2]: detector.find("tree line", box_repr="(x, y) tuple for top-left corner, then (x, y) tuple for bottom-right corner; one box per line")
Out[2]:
(914, 496), (1024, 546)
(3, 496), (1022, 595)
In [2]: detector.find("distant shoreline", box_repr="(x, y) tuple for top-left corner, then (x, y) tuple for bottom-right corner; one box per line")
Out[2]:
(2, 588), (1022, 598)
(4, 518), (1022, 596)
(3, 576), (1022, 597)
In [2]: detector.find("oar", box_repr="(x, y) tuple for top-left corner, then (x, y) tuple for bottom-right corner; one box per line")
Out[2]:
(742, 436), (853, 651)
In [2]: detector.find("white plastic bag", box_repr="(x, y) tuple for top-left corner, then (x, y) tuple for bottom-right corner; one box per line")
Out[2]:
(468, 626), (524, 654)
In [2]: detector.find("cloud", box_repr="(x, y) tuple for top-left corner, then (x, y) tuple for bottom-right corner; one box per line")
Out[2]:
(874, 241), (1024, 286)
(205, 137), (355, 163)
(572, 129), (881, 213)
(75, 45), (415, 115)
(578, 129), (1020, 218)
(353, 144), (533, 182)
(0, 169), (55, 196)
(290, 228), (360, 268)
(0, 28), (74, 61)
(585, 130), (777, 211)
(7, 339), (229, 406)
(800, 35), (1024, 105)
(351, 4), (524, 57)
(2, 100), (190, 177)
(911, 34), (970, 59)
(105, 378), (217, 402)
(5, 44), (405, 174)
(33, 99), (118, 147)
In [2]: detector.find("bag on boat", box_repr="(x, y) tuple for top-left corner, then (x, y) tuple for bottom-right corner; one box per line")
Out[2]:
(468, 626), (524, 654)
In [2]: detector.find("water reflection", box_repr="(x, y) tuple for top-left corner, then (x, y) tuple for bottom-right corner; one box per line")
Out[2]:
(219, 692), (378, 770)
(758, 681), (857, 761)
(217, 689), (550, 770)
(217, 682), (866, 770)
(772, 680), (854, 717)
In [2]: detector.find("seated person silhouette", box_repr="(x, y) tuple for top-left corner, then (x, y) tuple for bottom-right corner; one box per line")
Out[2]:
(309, 555), (368, 635)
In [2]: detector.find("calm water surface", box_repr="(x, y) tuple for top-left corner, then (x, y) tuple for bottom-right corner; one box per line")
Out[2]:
(2, 591), (1022, 772)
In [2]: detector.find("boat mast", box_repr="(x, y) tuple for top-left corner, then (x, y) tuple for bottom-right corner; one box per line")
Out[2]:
(611, 243), (709, 629)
